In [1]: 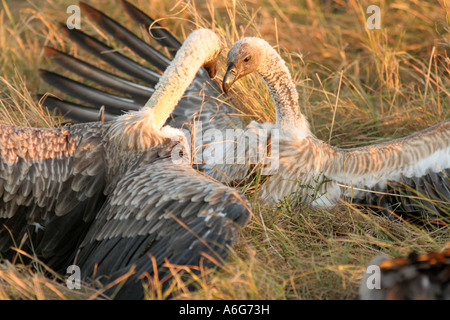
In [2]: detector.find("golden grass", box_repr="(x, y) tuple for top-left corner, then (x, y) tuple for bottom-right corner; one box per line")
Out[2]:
(0, 0), (449, 299)
(0, 249), (102, 300)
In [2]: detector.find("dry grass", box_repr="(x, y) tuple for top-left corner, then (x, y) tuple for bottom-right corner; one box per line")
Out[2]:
(0, 249), (103, 299)
(0, 0), (449, 299)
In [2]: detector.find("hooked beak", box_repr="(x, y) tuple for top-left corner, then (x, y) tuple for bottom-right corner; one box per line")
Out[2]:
(222, 62), (238, 94)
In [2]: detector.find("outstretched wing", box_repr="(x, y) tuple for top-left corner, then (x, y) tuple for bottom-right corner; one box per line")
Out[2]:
(38, 0), (239, 129)
(262, 121), (450, 220)
(0, 122), (107, 269)
(38, 0), (244, 182)
(74, 157), (251, 299)
(333, 120), (450, 220)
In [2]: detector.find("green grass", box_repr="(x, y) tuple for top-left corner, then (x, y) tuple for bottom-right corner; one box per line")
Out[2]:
(0, 0), (449, 299)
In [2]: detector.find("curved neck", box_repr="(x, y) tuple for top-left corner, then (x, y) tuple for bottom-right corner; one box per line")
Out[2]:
(109, 29), (221, 150)
(144, 29), (221, 129)
(257, 46), (309, 131)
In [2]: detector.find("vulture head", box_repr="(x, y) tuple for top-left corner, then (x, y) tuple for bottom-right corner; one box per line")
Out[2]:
(222, 37), (266, 93)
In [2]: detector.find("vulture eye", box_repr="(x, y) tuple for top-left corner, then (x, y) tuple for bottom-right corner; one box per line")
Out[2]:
(244, 56), (251, 62)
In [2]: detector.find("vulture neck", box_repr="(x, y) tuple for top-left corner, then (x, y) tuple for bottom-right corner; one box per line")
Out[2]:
(110, 29), (221, 150)
(258, 45), (310, 132)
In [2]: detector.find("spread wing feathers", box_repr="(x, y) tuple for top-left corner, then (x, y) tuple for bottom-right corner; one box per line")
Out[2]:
(359, 249), (450, 300)
(262, 120), (450, 219)
(0, 122), (107, 267)
(37, 95), (116, 122)
(39, 0), (237, 127)
(39, 0), (244, 181)
(79, 2), (172, 72)
(39, 69), (146, 114)
(118, 0), (181, 56)
(331, 120), (450, 219)
(73, 158), (251, 299)
(42, 47), (155, 100)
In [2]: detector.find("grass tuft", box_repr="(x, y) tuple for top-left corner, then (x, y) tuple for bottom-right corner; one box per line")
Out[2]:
(0, 0), (448, 299)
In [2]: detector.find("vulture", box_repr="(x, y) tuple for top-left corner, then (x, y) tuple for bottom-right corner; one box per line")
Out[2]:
(38, 2), (449, 221)
(359, 248), (450, 300)
(0, 28), (251, 299)
(38, 0), (247, 184)
(222, 37), (450, 221)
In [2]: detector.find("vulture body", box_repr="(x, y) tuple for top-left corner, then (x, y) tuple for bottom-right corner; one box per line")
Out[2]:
(1, 28), (251, 299)
(38, 2), (449, 221)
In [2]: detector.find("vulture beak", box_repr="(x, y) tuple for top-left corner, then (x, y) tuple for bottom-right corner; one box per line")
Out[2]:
(222, 62), (238, 94)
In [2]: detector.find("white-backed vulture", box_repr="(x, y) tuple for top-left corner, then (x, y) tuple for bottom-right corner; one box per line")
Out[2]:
(38, 2), (449, 221)
(1, 28), (251, 299)
(222, 37), (449, 221)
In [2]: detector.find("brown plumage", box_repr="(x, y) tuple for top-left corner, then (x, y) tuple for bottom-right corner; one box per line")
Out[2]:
(33, 2), (449, 302)
(0, 122), (107, 266)
(1, 28), (251, 299)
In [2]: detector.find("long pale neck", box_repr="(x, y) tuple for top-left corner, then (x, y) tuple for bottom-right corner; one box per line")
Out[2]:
(109, 29), (221, 150)
(257, 46), (308, 131)
(146, 30), (220, 129)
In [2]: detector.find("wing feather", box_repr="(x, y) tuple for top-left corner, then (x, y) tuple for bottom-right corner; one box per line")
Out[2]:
(265, 121), (449, 219)
(74, 158), (250, 299)
(0, 122), (108, 268)
(332, 121), (450, 218)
